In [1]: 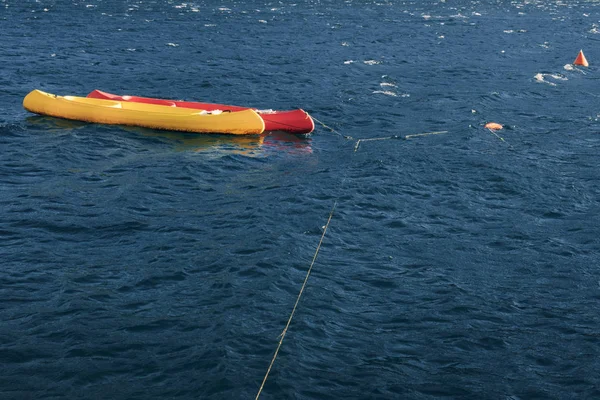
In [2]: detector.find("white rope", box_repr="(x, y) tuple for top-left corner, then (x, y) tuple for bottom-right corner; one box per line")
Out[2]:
(485, 127), (513, 149)
(255, 121), (449, 399)
(354, 130), (448, 152)
(255, 202), (337, 400)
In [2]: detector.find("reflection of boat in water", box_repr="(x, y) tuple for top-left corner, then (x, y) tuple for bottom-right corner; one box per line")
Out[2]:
(138, 128), (313, 156)
(26, 115), (89, 132)
(25, 116), (312, 156)
(139, 127), (266, 155)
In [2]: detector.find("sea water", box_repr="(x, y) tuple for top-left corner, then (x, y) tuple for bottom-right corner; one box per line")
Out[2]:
(1, 1), (599, 399)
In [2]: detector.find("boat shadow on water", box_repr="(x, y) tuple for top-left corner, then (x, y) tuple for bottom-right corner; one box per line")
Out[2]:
(137, 128), (313, 156)
(25, 116), (313, 156)
(26, 115), (89, 132)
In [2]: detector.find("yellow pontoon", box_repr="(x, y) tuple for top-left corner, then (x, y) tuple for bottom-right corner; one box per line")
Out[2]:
(23, 89), (265, 135)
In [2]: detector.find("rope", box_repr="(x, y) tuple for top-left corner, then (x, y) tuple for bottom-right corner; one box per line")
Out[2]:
(405, 130), (448, 139)
(255, 120), (448, 399)
(256, 117), (357, 399)
(354, 130), (448, 152)
(485, 128), (514, 149)
(486, 128), (506, 143)
(255, 201), (337, 400)
(312, 116), (354, 140)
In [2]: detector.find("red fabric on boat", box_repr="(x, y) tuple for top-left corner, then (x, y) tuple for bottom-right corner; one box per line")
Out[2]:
(87, 90), (314, 134)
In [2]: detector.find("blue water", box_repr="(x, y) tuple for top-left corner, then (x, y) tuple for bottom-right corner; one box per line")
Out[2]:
(2, 1), (600, 399)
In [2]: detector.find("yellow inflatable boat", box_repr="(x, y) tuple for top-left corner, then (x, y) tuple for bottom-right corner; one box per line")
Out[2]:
(23, 89), (265, 135)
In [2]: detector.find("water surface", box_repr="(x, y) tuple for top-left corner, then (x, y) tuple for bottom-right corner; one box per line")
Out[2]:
(1, 1), (600, 399)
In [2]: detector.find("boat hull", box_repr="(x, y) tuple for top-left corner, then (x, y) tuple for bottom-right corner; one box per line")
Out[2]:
(87, 90), (314, 134)
(23, 90), (265, 135)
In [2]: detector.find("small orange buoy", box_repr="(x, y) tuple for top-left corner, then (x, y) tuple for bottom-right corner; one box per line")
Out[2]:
(485, 122), (503, 130)
(574, 50), (589, 67)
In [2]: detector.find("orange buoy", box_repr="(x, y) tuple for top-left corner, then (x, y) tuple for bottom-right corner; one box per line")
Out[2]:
(485, 122), (503, 130)
(574, 50), (589, 67)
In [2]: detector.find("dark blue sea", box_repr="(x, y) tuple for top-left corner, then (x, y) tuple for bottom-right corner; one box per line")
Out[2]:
(2, 1), (600, 399)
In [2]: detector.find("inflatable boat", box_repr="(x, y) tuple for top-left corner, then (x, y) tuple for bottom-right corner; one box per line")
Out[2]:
(87, 90), (314, 134)
(23, 89), (265, 135)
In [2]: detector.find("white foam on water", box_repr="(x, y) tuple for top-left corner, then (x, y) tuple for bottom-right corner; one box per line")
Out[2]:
(563, 64), (587, 75)
(364, 60), (381, 65)
(373, 90), (397, 97)
(373, 87), (409, 97)
(534, 73), (555, 86)
(534, 72), (568, 86)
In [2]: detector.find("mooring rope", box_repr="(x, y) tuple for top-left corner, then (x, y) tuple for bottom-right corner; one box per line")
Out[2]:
(255, 122), (449, 399)
(312, 116), (354, 140)
(353, 130), (448, 152)
(255, 201), (337, 400)
(485, 127), (513, 149)
(405, 130), (448, 139)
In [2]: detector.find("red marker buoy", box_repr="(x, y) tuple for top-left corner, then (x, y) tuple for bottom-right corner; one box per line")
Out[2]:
(485, 122), (503, 130)
(574, 50), (589, 67)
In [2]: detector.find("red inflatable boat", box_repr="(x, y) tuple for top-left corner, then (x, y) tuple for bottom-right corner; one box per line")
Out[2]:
(87, 90), (314, 134)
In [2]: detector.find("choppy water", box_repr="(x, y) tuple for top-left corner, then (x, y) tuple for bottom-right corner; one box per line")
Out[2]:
(2, 1), (600, 399)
